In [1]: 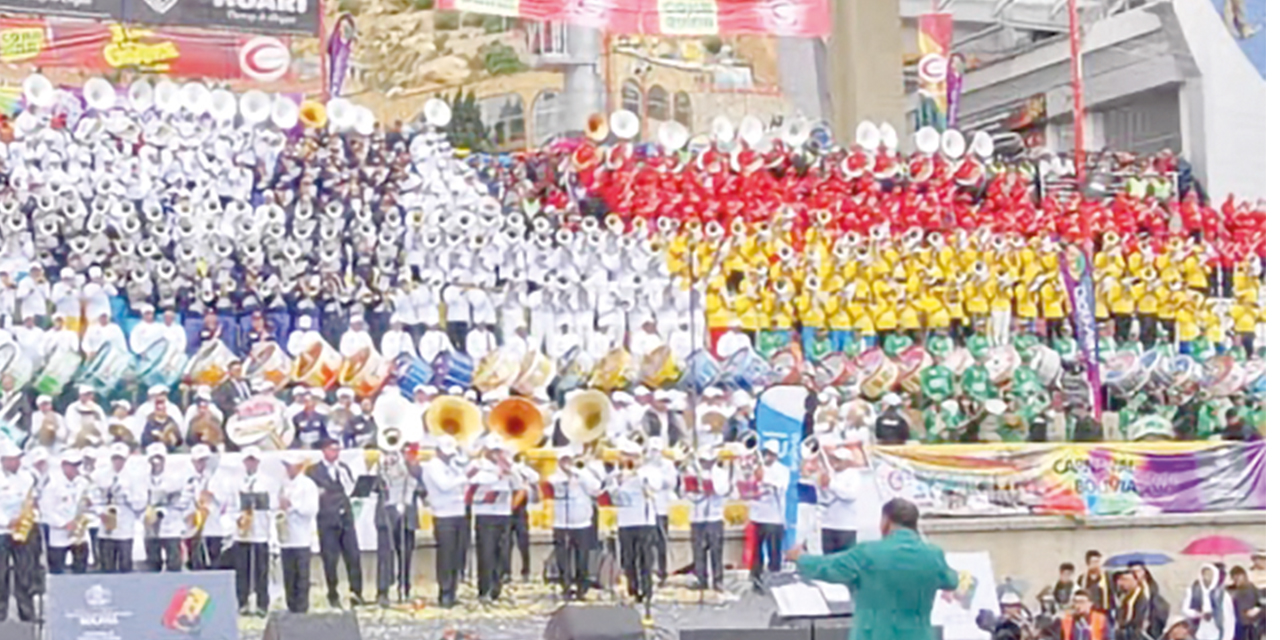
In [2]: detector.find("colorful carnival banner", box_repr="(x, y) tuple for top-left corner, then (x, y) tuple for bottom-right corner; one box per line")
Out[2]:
(871, 442), (1266, 518)
(1060, 244), (1103, 418)
(0, 17), (316, 90)
(437, 0), (832, 36)
(915, 12), (951, 132)
(0, 0), (320, 35)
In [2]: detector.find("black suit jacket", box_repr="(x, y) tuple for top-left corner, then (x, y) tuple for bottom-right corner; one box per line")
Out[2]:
(212, 377), (252, 418)
(1115, 592), (1150, 640)
(307, 461), (356, 528)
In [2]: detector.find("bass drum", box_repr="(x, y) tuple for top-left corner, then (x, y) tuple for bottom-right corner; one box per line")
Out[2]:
(225, 394), (293, 450)
(676, 349), (720, 394)
(894, 346), (932, 396)
(340, 347), (393, 398)
(1027, 345), (1063, 389)
(0, 343), (34, 390)
(856, 348), (898, 400)
(34, 347), (83, 397)
(1102, 352), (1143, 397)
(811, 351), (850, 389)
(1133, 349), (1163, 392)
(717, 347), (772, 393)
(769, 344), (804, 386)
(1202, 355), (1246, 398)
(431, 351), (474, 391)
(587, 347), (633, 392)
(394, 354), (433, 399)
(77, 343), (136, 395)
(246, 342), (292, 390)
(293, 339), (344, 389)
(137, 339), (188, 392)
(511, 351), (554, 398)
(185, 339), (237, 388)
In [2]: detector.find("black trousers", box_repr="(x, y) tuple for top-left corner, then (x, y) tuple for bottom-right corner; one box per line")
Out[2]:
(98, 538), (133, 573)
(504, 504), (530, 580)
(376, 513), (414, 599)
(553, 527), (592, 597)
(750, 523), (785, 587)
(233, 542), (270, 611)
(190, 536), (225, 570)
(618, 526), (655, 602)
(319, 517), (363, 601)
(145, 537), (183, 572)
(49, 543), (89, 574)
(445, 321), (469, 351)
(690, 521), (724, 590)
(652, 515), (669, 581)
(281, 547), (312, 613)
(821, 529), (857, 555)
(0, 535), (36, 622)
(1115, 314), (1134, 342)
(433, 516), (468, 605)
(475, 515), (509, 600)
(1138, 313), (1158, 349)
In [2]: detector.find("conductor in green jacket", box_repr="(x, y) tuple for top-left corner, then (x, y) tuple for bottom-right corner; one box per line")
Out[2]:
(786, 498), (959, 640)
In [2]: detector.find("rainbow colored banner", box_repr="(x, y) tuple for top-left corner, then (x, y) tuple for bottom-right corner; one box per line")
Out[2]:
(871, 442), (1266, 517)
(915, 12), (952, 132)
(437, 0), (833, 37)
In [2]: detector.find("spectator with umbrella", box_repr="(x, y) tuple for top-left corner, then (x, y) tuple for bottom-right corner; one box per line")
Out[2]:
(1181, 564), (1235, 640)
(1115, 569), (1152, 640)
(1226, 566), (1262, 640)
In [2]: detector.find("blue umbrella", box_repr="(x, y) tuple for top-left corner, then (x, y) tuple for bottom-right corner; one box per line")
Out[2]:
(1105, 551), (1174, 568)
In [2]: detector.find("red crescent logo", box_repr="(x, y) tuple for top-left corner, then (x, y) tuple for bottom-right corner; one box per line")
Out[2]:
(239, 37), (290, 82)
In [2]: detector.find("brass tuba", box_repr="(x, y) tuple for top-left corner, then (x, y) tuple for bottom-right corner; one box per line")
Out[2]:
(486, 397), (546, 454)
(424, 396), (483, 447)
(561, 390), (612, 445)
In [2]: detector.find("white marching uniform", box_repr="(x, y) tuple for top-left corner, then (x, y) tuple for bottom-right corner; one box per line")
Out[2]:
(423, 457), (467, 519)
(234, 472), (279, 544)
(82, 323), (127, 358)
(96, 468), (146, 541)
(749, 461), (790, 525)
(45, 328), (79, 359)
(128, 320), (166, 355)
(380, 328), (418, 361)
(195, 470), (236, 539)
(40, 472), (90, 548)
(339, 329), (376, 359)
(608, 466), (662, 528)
(0, 466), (34, 536)
(548, 467), (601, 530)
(278, 473), (319, 548)
(64, 402), (106, 441)
(286, 329), (322, 358)
(689, 464), (732, 524)
(147, 469), (196, 539)
(818, 467), (861, 533)
(419, 329), (453, 364)
(15, 277), (49, 320)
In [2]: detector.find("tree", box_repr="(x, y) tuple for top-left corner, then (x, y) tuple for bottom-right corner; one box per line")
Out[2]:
(445, 89), (492, 153)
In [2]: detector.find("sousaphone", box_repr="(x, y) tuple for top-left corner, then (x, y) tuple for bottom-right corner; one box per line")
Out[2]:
(487, 397), (545, 453)
(425, 395), (482, 447)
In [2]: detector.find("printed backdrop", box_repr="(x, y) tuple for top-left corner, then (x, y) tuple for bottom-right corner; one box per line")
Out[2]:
(871, 441), (1266, 518)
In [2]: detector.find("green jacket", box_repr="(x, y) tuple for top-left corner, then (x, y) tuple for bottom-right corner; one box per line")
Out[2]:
(797, 529), (959, 640)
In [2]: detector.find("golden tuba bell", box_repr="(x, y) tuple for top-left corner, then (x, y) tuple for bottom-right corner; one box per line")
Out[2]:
(425, 396), (483, 447)
(486, 397), (546, 454)
(299, 100), (328, 129)
(561, 390), (612, 445)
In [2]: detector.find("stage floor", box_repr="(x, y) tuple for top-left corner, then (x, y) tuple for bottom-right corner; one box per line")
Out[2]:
(235, 570), (795, 640)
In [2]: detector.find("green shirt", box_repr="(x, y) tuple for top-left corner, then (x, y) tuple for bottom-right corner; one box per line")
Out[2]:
(796, 529), (959, 640)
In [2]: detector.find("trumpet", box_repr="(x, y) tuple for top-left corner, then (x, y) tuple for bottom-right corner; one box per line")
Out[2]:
(101, 506), (119, 533)
(800, 434), (834, 482)
(11, 485), (37, 543)
(143, 504), (165, 538)
(70, 495), (94, 546)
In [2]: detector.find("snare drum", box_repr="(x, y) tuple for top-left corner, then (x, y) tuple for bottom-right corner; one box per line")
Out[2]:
(512, 351), (554, 398)
(856, 349), (898, 399)
(812, 352), (851, 388)
(676, 350), (720, 394)
(34, 347), (83, 397)
(432, 351), (474, 390)
(394, 354), (434, 399)
(1132, 349), (1162, 392)
(1202, 355), (1246, 398)
(77, 343), (136, 395)
(474, 347), (524, 393)
(1244, 359), (1265, 398)
(768, 344), (804, 385)
(1161, 355), (1202, 399)
(717, 347), (772, 393)
(640, 346), (681, 389)
(0, 343), (34, 391)
(137, 339), (187, 392)
(983, 345), (1020, 387)
(340, 347), (393, 398)
(225, 394), (292, 450)
(1028, 345), (1063, 389)
(185, 339), (237, 388)
(246, 342), (291, 389)
(941, 348), (975, 377)
(293, 339), (344, 389)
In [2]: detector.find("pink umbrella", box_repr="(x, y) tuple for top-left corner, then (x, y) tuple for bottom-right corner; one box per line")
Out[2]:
(1181, 535), (1257, 557)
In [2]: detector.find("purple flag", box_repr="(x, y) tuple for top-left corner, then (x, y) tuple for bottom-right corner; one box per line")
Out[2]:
(1060, 244), (1102, 419)
(326, 14), (356, 99)
(945, 54), (965, 127)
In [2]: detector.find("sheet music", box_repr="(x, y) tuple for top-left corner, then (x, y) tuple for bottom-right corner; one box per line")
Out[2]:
(813, 580), (851, 603)
(771, 582), (830, 617)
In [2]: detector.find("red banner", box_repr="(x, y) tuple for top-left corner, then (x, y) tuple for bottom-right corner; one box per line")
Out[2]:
(437, 0), (831, 37)
(0, 16), (318, 91)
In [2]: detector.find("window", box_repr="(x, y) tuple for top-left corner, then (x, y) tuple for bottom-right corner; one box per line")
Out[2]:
(673, 91), (692, 127)
(480, 93), (526, 147)
(621, 80), (642, 116)
(527, 20), (568, 56)
(532, 90), (563, 145)
(646, 85), (669, 122)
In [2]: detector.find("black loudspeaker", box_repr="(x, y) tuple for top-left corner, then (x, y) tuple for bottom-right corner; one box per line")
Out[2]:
(0, 620), (36, 640)
(544, 604), (644, 640)
(813, 622), (855, 640)
(263, 611), (361, 640)
(679, 629), (808, 640)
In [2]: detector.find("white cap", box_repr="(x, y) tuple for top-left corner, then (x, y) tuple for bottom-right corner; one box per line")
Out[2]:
(89, 265), (103, 279)
(0, 439), (21, 458)
(632, 385), (652, 397)
(985, 399), (1008, 415)
(109, 442), (129, 458)
(195, 386), (213, 401)
(555, 447), (575, 460)
(298, 316), (313, 329)
(336, 388), (355, 399)
(78, 384), (94, 395)
(27, 448), (48, 464)
(282, 451), (308, 466)
(148, 384), (168, 397)
(831, 447), (854, 462)
(311, 388), (326, 399)
(35, 395), (51, 405)
(252, 379), (274, 393)
(697, 447), (717, 462)
(617, 440), (643, 456)
(447, 385), (463, 396)
(292, 387), (309, 397)
(60, 450), (84, 465)
(112, 399), (132, 411)
(882, 393), (902, 407)
(610, 391), (633, 405)
(732, 390), (754, 408)
(138, 302), (154, 314)
(999, 591), (1022, 606)
(190, 444), (212, 460)
(241, 445), (262, 460)
(145, 442), (167, 459)
(702, 387), (724, 399)
(435, 434), (457, 455)
(762, 440), (781, 455)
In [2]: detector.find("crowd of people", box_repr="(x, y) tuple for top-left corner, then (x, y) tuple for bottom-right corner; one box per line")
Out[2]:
(981, 550), (1268, 640)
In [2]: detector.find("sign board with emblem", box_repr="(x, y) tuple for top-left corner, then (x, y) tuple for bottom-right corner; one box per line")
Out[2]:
(47, 571), (237, 640)
(0, 0), (317, 36)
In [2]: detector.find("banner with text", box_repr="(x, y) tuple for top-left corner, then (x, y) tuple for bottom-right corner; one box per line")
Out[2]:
(437, 0), (832, 36)
(914, 12), (951, 131)
(48, 571), (239, 640)
(0, 0), (320, 35)
(872, 441), (1266, 518)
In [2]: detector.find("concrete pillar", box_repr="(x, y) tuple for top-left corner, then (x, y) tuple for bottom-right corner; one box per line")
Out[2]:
(561, 25), (605, 135)
(828, 0), (905, 144)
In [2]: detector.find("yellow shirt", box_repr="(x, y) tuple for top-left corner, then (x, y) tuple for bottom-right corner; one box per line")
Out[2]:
(1176, 306), (1200, 341)
(944, 285), (967, 323)
(988, 280), (1013, 312)
(798, 292), (825, 327)
(1184, 256), (1208, 289)
(706, 291), (733, 328)
(1094, 282), (1110, 320)
(899, 299), (923, 330)
(872, 300), (898, 332)
(1042, 284), (1067, 320)
(825, 295), (852, 330)
(1110, 282), (1135, 315)
(1136, 282), (1159, 315)
(964, 282), (989, 315)
(851, 301), (874, 333)
(1014, 283), (1038, 319)
(1203, 310), (1225, 343)
(919, 291), (950, 329)
(1155, 285), (1175, 321)
(1232, 304), (1258, 333)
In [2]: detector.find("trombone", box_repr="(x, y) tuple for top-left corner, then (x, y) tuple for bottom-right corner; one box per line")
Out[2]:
(800, 434), (835, 483)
